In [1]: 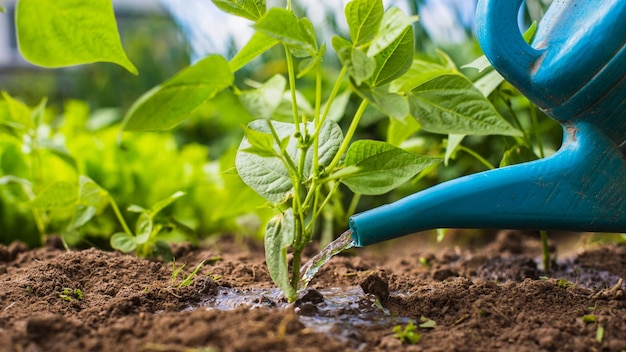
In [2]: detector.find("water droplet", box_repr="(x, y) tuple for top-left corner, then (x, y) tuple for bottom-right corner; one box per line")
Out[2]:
(298, 229), (355, 292)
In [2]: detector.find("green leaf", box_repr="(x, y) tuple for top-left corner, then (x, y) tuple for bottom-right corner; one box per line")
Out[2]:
(264, 209), (296, 300)
(444, 134), (465, 165)
(211, 0), (265, 21)
(473, 70), (504, 97)
(239, 74), (286, 119)
(241, 125), (276, 157)
(16, 0), (137, 74)
(121, 55), (233, 132)
(355, 85), (408, 120)
(31, 181), (78, 210)
(387, 115), (420, 146)
(367, 7), (418, 57)
(229, 31), (279, 72)
(110, 232), (137, 252)
(390, 57), (458, 93)
(135, 213), (152, 245)
(254, 8), (317, 57)
(332, 36), (375, 85)
(1, 91), (34, 131)
(370, 25), (414, 86)
(323, 90), (352, 122)
(236, 120), (342, 202)
(340, 140), (440, 195)
(77, 176), (108, 208)
(150, 191), (186, 215)
(500, 144), (538, 167)
(345, 0), (384, 45)
(408, 74), (522, 136)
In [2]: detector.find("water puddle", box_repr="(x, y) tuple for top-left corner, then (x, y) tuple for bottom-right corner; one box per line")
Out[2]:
(195, 285), (410, 338)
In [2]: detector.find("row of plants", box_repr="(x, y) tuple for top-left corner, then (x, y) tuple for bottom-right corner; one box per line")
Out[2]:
(1, 0), (561, 300)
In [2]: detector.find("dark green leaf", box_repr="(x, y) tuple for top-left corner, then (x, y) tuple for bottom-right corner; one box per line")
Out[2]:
(370, 25), (414, 86)
(367, 7), (418, 57)
(340, 140), (440, 195)
(408, 74), (522, 136)
(264, 209), (296, 300)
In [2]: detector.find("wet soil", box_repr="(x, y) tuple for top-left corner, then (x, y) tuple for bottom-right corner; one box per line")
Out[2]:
(1, 230), (626, 352)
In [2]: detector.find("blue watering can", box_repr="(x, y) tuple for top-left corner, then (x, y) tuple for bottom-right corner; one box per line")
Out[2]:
(348, 0), (626, 247)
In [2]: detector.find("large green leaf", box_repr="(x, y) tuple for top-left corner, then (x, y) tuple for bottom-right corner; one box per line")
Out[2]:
(264, 209), (296, 300)
(229, 31), (279, 72)
(239, 74), (286, 119)
(390, 57), (458, 93)
(254, 8), (317, 57)
(340, 140), (439, 195)
(345, 0), (384, 45)
(31, 181), (78, 210)
(121, 55), (233, 132)
(236, 120), (343, 203)
(408, 74), (522, 136)
(211, 0), (265, 21)
(370, 25), (414, 87)
(16, 0), (137, 74)
(367, 7), (418, 57)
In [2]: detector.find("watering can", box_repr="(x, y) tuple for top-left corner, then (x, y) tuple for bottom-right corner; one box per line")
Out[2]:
(348, 0), (626, 247)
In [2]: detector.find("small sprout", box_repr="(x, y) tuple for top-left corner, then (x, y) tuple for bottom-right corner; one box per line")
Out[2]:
(418, 257), (430, 267)
(419, 316), (436, 329)
(171, 259), (206, 288)
(596, 325), (604, 343)
(58, 288), (83, 302)
(393, 321), (422, 345)
(556, 278), (574, 288)
(25, 286), (34, 294)
(582, 315), (597, 323)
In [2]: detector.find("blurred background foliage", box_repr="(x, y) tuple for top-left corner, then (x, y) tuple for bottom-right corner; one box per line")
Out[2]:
(0, 0), (562, 248)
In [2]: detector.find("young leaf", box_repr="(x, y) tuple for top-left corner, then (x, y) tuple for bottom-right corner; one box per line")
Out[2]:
(408, 74), (522, 136)
(211, 0), (265, 21)
(390, 58), (458, 93)
(16, 0), (137, 74)
(370, 25), (414, 87)
(265, 209), (296, 300)
(500, 145), (538, 167)
(340, 140), (440, 195)
(236, 120), (342, 202)
(110, 232), (137, 252)
(121, 55), (233, 132)
(387, 115), (420, 146)
(444, 134), (465, 165)
(254, 8), (317, 57)
(77, 176), (108, 209)
(367, 7), (418, 57)
(241, 126), (276, 157)
(229, 31), (279, 72)
(31, 181), (78, 210)
(345, 0), (384, 45)
(1, 92), (34, 132)
(135, 213), (152, 245)
(239, 74), (287, 119)
(354, 85), (408, 120)
(150, 191), (186, 216)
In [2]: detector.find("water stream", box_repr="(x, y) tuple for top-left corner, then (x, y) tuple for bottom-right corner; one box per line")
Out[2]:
(298, 229), (355, 292)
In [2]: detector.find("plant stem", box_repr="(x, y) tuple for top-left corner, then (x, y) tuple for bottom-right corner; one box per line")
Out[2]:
(283, 45), (303, 134)
(326, 99), (369, 172)
(312, 66), (348, 141)
(530, 106), (545, 158)
(108, 195), (134, 236)
(456, 145), (495, 170)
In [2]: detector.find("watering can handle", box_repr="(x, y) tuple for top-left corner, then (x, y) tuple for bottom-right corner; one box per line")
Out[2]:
(476, 0), (544, 102)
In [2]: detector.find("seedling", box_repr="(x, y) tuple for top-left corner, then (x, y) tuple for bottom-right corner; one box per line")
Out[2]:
(171, 259), (206, 288)
(392, 320), (422, 344)
(58, 288), (83, 302)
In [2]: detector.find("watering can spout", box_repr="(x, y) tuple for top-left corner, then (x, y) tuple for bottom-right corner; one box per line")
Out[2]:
(349, 0), (626, 247)
(349, 123), (626, 247)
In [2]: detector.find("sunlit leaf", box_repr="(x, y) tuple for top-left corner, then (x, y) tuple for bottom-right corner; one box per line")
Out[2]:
(387, 115), (420, 146)
(16, 0), (137, 74)
(254, 8), (317, 57)
(31, 181), (78, 210)
(211, 0), (265, 21)
(390, 58), (458, 93)
(121, 55), (233, 132)
(239, 74), (286, 119)
(355, 85), (408, 120)
(370, 25), (414, 86)
(345, 0), (384, 45)
(229, 31), (279, 72)
(367, 7), (418, 57)
(340, 140), (440, 195)
(264, 209), (296, 300)
(408, 75), (522, 136)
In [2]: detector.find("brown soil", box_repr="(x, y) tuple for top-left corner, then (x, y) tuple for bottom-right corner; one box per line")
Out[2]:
(1, 231), (626, 352)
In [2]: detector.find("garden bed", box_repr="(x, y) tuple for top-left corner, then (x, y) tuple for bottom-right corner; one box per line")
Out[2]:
(1, 231), (626, 351)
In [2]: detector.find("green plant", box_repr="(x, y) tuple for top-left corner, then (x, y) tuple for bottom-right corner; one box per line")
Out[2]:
(392, 320), (422, 344)
(171, 259), (206, 288)
(58, 288), (83, 302)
